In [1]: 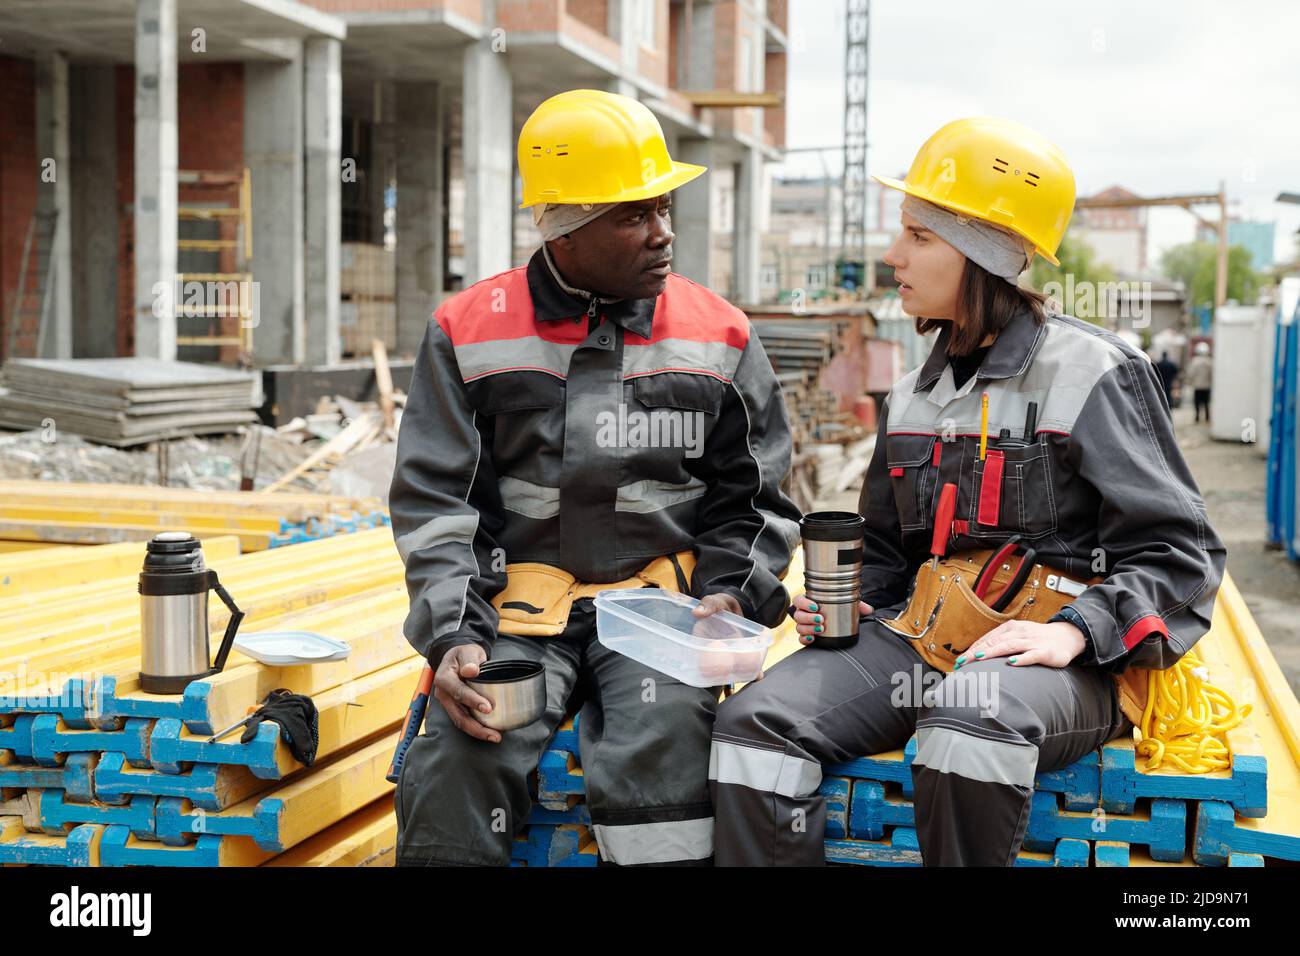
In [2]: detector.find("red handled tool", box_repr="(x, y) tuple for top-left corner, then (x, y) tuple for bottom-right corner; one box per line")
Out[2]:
(387, 664), (434, 784)
(975, 535), (1037, 612)
(929, 482), (958, 570)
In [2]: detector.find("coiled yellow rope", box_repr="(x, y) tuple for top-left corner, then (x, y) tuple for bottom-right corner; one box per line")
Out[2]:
(1135, 651), (1251, 773)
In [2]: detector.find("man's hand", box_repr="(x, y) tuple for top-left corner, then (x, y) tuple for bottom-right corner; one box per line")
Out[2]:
(790, 593), (874, 646)
(954, 620), (1086, 670)
(433, 644), (501, 743)
(693, 592), (751, 687)
(692, 592), (743, 619)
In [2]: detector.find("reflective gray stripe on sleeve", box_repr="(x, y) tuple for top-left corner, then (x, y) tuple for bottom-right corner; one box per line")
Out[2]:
(500, 475), (708, 519)
(394, 513), (479, 565)
(708, 739), (823, 797)
(914, 725), (1038, 788)
(591, 817), (714, 864)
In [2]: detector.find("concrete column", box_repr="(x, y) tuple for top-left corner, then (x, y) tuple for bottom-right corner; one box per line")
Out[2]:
(35, 50), (72, 359)
(304, 36), (342, 366)
(395, 82), (444, 357)
(462, 10), (513, 283)
(674, 137), (713, 289)
(606, 0), (639, 97)
(245, 46), (305, 366)
(133, 0), (178, 361)
(733, 143), (763, 305)
(368, 80), (395, 247)
(70, 64), (118, 358)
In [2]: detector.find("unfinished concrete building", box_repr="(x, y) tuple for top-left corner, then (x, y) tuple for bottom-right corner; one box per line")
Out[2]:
(0, 0), (789, 377)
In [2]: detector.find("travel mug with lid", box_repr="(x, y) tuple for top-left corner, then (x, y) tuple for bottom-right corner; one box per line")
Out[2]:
(799, 511), (866, 649)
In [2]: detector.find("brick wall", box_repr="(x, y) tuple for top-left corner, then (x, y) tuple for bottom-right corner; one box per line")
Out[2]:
(0, 55), (37, 360)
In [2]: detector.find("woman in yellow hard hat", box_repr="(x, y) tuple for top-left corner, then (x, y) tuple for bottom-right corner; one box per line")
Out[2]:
(709, 117), (1226, 866)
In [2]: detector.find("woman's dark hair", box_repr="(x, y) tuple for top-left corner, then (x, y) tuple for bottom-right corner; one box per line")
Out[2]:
(915, 258), (1050, 356)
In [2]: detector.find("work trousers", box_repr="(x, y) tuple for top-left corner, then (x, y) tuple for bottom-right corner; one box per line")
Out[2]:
(709, 612), (1133, 866)
(395, 597), (721, 866)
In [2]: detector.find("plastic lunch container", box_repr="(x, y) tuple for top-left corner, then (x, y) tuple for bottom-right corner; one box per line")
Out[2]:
(593, 588), (773, 687)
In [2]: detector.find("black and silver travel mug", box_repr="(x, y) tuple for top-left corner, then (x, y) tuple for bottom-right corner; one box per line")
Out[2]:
(799, 511), (866, 649)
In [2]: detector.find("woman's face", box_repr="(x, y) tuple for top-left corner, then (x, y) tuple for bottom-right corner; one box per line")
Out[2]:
(882, 211), (965, 321)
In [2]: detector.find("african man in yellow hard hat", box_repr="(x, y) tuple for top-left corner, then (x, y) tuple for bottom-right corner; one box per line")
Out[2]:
(389, 89), (802, 866)
(711, 117), (1225, 866)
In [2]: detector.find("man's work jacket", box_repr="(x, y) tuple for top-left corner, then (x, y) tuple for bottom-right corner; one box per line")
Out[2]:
(390, 247), (803, 670)
(860, 300), (1227, 674)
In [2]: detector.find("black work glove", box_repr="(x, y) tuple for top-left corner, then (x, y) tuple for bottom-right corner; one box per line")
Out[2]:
(240, 688), (320, 767)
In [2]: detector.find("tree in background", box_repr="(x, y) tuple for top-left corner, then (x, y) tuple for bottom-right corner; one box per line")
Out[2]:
(1160, 241), (1260, 310)
(1026, 234), (1118, 327)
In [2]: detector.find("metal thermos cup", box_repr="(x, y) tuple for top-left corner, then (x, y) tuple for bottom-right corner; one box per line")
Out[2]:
(800, 511), (865, 649)
(138, 531), (245, 695)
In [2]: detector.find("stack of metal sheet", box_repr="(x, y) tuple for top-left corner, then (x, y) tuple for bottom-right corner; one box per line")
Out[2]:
(0, 358), (261, 447)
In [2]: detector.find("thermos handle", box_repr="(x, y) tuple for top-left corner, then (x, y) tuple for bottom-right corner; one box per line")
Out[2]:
(208, 570), (244, 675)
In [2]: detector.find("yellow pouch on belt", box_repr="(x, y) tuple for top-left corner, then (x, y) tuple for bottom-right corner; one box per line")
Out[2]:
(878, 549), (1149, 726)
(491, 550), (697, 637)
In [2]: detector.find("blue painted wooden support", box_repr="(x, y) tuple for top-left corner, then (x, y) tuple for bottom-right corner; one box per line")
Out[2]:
(37, 790), (156, 840)
(1101, 742), (1267, 818)
(0, 677), (99, 727)
(1014, 838), (1090, 867)
(0, 713), (43, 762)
(548, 713), (581, 755)
(92, 675), (185, 727)
(825, 737), (917, 796)
(0, 752), (95, 799)
(510, 824), (598, 868)
(32, 716), (153, 769)
(848, 779), (914, 841)
(536, 750), (584, 809)
(819, 777), (849, 839)
(1035, 750), (1102, 811)
(93, 752), (264, 812)
(0, 822), (102, 866)
(149, 718), (281, 778)
(100, 824), (224, 867)
(527, 799), (591, 826)
(1194, 799), (1300, 864)
(1024, 791), (1186, 862)
(1094, 841), (1131, 867)
(1228, 852), (1265, 866)
(154, 794), (288, 851)
(825, 827), (922, 866)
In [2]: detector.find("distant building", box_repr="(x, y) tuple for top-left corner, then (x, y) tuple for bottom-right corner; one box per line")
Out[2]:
(1074, 185), (1148, 277)
(1197, 219), (1276, 270)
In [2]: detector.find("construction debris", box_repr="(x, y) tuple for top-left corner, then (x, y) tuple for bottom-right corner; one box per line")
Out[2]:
(0, 357), (260, 447)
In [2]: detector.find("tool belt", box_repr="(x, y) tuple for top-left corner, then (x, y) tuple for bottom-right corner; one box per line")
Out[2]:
(877, 547), (1149, 727)
(491, 550), (696, 637)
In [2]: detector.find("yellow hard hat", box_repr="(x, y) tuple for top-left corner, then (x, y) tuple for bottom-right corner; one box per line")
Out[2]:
(873, 117), (1076, 266)
(517, 89), (707, 208)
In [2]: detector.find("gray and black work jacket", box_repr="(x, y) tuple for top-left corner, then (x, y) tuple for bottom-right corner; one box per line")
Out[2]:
(859, 301), (1227, 672)
(389, 247), (803, 669)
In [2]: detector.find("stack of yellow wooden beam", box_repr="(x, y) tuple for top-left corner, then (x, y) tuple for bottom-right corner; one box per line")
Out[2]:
(0, 527), (416, 866)
(0, 480), (387, 551)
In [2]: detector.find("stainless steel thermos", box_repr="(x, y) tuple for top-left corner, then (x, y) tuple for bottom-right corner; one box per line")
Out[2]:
(138, 531), (245, 694)
(799, 511), (865, 649)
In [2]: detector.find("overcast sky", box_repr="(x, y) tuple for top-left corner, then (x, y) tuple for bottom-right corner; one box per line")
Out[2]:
(779, 0), (1300, 268)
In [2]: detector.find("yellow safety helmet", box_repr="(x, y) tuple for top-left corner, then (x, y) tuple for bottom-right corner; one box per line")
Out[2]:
(517, 89), (706, 208)
(873, 117), (1076, 266)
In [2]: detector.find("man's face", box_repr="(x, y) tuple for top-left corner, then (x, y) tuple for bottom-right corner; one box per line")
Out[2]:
(549, 193), (675, 300)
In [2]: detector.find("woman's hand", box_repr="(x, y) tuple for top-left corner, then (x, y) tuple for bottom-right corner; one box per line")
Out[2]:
(790, 594), (874, 646)
(954, 620), (1086, 669)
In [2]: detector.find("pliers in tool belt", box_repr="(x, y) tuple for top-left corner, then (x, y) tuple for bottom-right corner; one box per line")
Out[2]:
(974, 535), (1037, 613)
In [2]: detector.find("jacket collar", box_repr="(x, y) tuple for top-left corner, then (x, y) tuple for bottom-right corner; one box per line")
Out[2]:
(912, 297), (1047, 393)
(526, 245), (657, 339)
